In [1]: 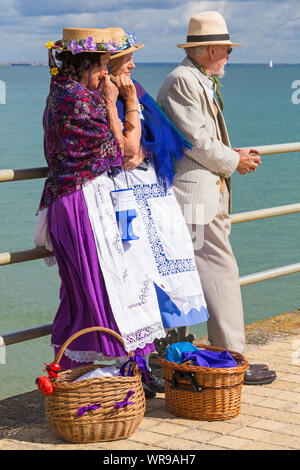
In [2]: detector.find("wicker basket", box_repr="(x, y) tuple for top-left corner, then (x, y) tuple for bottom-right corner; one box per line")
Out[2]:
(160, 343), (249, 421)
(45, 327), (146, 443)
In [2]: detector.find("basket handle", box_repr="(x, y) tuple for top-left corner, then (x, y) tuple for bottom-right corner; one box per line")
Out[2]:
(170, 370), (202, 393)
(54, 326), (134, 365)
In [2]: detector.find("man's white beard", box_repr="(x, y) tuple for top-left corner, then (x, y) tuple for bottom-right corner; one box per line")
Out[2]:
(212, 66), (225, 79)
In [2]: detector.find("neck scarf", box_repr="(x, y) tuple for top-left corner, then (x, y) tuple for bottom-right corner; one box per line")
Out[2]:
(188, 56), (224, 111)
(116, 80), (192, 187)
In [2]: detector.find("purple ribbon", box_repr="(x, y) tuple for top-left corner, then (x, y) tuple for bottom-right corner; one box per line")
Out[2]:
(77, 402), (101, 417)
(115, 390), (135, 410)
(119, 354), (150, 384)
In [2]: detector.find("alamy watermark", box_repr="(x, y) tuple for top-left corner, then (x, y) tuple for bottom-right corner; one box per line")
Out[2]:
(291, 339), (300, 366)
(119, 203), (205, 251)
(0, 80), (6, 104)
(291, 80), (300, 104)
(0, 341), (6, 365)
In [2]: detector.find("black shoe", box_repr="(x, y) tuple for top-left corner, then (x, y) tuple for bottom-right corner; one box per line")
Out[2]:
(249, 363), (269, 371)
(143, 382), (156, 399)
(143, 370), (165, 393)
(244, 367), (276, 385)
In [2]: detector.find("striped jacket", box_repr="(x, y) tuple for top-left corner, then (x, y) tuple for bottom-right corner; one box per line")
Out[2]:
(157, 57), (239, 225)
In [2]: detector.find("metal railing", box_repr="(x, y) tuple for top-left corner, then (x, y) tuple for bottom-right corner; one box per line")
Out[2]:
(1, 142), (300, 346)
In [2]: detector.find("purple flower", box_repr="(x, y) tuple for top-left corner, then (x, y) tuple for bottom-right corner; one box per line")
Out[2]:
(127, 32), (136, 46)
(83, 36), (98, 52)
(105, 40), (119, 52)
(67, 40), (84, 55)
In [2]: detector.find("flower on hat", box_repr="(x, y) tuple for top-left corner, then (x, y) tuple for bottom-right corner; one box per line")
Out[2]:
(45, 42), (54, 49)
(67, 40), (84, 55)
(127, 33), (136, 47)
(104, 40), (119, 52)
(45, 31), (138, 56)
(110, 32), (137, 53)
(50, 67), (59, 76)
(82, 36), (98, 52)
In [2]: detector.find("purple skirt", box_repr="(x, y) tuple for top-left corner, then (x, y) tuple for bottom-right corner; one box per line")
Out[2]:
(48, 188), (155, 367)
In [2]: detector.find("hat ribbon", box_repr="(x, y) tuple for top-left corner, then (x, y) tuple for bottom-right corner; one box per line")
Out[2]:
(187, 33), (230, 43)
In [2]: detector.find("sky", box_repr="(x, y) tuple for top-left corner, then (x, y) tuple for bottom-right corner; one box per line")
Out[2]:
(0, 0), (300, 63)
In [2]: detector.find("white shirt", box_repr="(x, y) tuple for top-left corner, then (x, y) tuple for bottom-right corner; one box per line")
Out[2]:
(194, 68), (214, 103)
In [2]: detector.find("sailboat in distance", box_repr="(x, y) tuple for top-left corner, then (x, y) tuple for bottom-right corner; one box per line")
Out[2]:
(269, 59), (273, 68)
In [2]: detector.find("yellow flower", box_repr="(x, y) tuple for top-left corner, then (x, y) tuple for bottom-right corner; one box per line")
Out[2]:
(50, 67), (59, 76)
(45, 42), (54, 49)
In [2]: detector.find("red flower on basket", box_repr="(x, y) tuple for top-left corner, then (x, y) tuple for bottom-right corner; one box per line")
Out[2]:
(35, 376), (54, 396)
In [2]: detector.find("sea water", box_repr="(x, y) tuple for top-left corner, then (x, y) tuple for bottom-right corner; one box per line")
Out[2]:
(0, 63), (300, 399)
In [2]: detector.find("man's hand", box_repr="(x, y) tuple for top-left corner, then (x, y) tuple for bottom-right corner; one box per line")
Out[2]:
(233, 148), (261, 175)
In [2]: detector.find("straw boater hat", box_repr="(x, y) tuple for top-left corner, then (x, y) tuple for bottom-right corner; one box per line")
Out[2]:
(46, 27), (143, 57)
(104, 28), (144, 58)
(177, 11), (240, 49)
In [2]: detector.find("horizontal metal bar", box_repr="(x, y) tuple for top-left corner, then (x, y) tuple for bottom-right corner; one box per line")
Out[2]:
(2, 263), (300, 347)
(240, 262), (300, 286)
(0, 202), (298, 262)
(0, 142), (300, 184)
(1, 202), (299, 266)
(1, 324), (52, 346)
(231, 203), (300, 224)
(0, 247), (53, 266)
(0, 167), (48, 182)
(246, 142), (300, 156)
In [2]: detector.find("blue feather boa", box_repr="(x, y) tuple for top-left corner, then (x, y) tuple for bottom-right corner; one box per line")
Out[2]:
(116, 80), (192, 187)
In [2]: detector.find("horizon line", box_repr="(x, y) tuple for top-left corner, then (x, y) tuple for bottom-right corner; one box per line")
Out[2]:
(1, 61), (300, 66)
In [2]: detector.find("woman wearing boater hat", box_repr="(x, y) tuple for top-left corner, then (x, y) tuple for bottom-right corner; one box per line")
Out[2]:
(34, 28), (168, 393)
(106, 28), (209, 388)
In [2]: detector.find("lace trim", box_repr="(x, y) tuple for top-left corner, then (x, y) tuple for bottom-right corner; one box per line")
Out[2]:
(170, 294), (206, 316)
(121, 321), (166, 353)
(51, 344), (130, 364)
(52, 323), (165, 363)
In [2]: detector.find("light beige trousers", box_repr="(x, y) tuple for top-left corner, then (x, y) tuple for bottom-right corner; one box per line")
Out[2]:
(188, 185), (245, 354)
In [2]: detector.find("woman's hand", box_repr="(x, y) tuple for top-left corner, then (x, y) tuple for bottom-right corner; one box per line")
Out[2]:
(99, 75), (119, 107)
(123, 149), (144, 170)
(115, 73), (137, 103)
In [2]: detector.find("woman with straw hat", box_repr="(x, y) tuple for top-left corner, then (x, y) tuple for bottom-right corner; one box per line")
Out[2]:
(34, 27), (166, 383)
(107, 29), (209, 394)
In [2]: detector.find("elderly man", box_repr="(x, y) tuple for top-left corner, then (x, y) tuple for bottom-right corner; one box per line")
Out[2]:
(157, 11), (276, 385)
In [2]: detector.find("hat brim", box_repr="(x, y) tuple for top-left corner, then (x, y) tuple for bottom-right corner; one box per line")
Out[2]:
(109, 44), (144, 59)
(178, 41), (240, 48)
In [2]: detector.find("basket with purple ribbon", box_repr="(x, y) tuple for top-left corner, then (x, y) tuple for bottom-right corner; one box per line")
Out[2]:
(45, 327), (146, 443)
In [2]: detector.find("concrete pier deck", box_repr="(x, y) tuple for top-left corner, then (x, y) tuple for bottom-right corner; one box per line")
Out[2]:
(1, 311), (300, 451)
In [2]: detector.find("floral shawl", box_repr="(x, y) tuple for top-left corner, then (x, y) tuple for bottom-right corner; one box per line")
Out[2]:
(39, 75), (123, 210)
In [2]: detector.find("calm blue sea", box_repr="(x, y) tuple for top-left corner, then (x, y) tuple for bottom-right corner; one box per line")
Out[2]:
(0, 63), (300, 399)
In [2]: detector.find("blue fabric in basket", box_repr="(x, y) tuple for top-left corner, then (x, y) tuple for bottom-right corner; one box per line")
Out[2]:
(164, 342), (200, 363)
(181, 350), (238, 368)
(164, 342), (238, 368)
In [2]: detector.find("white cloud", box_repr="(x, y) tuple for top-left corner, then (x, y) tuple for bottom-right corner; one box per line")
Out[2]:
(0, 1), (300, 63)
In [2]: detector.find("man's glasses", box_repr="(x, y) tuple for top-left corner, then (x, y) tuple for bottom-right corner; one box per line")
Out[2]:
(227, 47), (233, 56)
